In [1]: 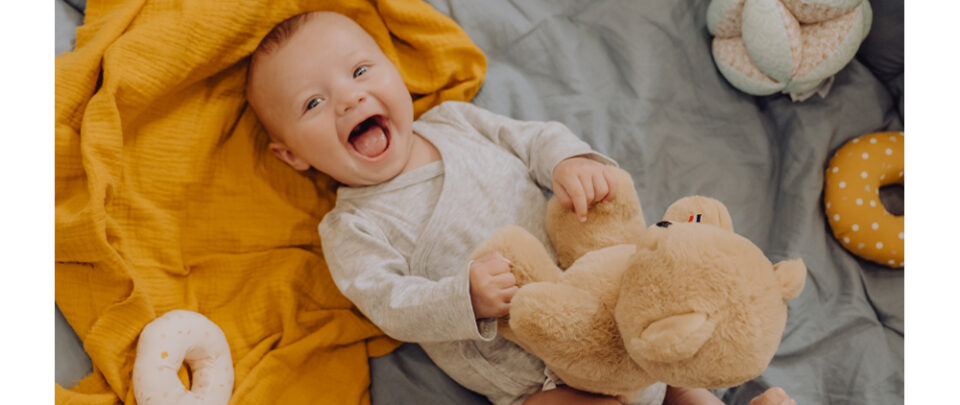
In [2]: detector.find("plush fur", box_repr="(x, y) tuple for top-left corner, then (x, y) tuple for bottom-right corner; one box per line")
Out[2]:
(471, 168), (806, 400)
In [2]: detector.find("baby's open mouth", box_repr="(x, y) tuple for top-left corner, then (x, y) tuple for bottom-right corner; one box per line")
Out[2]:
(348, 115), (390, 158)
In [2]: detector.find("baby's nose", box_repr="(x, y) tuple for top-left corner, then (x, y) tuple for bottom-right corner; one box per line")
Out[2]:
(337, 93), (366, 115)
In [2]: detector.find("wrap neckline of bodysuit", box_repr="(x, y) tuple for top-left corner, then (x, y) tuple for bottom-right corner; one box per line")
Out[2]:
(336, 160), (444, 201)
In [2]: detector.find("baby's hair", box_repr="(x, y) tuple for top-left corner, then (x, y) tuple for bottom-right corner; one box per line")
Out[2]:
(246, 11), (352, 189)
(244, 11), (345, 189)
(254, 12), (321, 57)
(246, 12), (322, 164)
(247, 11), (322, 101)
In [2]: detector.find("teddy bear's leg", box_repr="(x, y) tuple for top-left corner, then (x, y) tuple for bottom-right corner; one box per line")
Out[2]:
(470, 226), (562, 285)
(508, 282), (626, 378)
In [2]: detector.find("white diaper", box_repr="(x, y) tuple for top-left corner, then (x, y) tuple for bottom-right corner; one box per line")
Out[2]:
(627, 382), (668, 405)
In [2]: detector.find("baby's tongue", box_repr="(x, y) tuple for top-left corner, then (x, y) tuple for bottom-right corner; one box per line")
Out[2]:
(351, 124), (388, 157)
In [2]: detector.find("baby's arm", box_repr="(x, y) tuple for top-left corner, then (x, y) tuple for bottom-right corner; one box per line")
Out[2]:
(320, 210), (496, 342)
(430, 101), (619, 221)
(432, 102), (615, 186)
(664, 387), (724, 405)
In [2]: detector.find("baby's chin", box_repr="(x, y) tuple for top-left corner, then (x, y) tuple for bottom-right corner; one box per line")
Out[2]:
(338, 158), (409, 187)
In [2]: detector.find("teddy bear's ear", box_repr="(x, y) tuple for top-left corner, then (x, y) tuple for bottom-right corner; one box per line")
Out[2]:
(773, 258), (807, 301)
(627, 312), (716, 363)
(661, 196), (734, 232)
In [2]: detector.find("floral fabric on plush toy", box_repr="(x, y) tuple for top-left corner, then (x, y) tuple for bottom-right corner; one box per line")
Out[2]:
(707, 0), (872, 100)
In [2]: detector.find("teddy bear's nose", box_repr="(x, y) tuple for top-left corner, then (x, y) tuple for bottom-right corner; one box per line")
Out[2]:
(656, 221), (672, 228)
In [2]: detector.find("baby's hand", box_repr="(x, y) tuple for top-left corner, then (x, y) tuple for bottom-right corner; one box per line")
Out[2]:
(469, 251), (517, 319)
(552, 157), (618, 222)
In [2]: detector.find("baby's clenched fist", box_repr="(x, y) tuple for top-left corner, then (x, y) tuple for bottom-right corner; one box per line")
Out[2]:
(552, 156), (617, 222)
(469, 251), (518, 319)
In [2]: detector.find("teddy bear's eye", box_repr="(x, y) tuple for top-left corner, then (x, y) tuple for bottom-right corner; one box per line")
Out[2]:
(656, 221), (672, 228)
(687, 214), (703, 223)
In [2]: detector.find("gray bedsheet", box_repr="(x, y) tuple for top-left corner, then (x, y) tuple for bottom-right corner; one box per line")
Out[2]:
(55, 0), (903, 403)
(371, 1), (904, 404)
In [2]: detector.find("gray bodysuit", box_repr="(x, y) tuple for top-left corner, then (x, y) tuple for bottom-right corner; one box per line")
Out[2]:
(319, 101), (666, 405)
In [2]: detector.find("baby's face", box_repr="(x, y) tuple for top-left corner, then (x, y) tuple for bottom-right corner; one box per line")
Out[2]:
(249, 13), (415, 187)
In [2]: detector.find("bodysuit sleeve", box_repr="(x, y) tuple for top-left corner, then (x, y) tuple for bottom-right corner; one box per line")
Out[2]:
(319, 209), (496, 343)
(432, 101), (617, 189)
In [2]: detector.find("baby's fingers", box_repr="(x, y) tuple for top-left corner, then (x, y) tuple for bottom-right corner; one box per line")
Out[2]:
(580, 173), (595, 203)
(554, 183), (574, 211)
(564, 182), (589, 222)
(601, 167), (617, 202)
(501, 286), (519, 304)
(592, 172), (609, 203)
(492, 271), (517, 289)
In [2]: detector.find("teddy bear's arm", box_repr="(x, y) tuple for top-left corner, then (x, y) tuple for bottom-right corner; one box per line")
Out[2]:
(470, 226), (561, 286)
(546, 167), (646, 268)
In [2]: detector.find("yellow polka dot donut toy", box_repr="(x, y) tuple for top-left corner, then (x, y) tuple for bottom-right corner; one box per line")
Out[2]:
(824, 131), (903, 268)
(133, 310), (234, 405)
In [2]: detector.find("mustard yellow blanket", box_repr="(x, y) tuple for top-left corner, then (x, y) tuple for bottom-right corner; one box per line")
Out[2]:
(54, 1), (485, 403)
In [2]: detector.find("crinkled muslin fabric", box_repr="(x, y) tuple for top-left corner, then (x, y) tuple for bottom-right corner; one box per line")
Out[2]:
(54, 0), (486, 403)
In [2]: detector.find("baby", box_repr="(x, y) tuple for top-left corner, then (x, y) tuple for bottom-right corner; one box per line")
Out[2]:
(245, 11), (795, 405)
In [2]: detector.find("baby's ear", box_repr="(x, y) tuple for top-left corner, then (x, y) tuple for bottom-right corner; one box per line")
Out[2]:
(773, 258), (806, 301)
(269, 141), (311, 171)
(661, 196), (734, 232)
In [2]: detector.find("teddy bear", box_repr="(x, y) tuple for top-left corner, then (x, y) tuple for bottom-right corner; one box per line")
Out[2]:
(470, 167), (806, 400)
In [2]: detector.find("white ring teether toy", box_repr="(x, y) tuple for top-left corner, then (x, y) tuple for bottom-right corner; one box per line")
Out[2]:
(133, 310), (234, 405)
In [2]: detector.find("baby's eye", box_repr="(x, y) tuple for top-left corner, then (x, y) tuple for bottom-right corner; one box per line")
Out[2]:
(306, 97), (324, 111)
(353, 65), (368, 78)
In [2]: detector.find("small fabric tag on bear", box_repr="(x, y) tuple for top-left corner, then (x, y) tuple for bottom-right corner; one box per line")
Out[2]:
(542, 368), (563, 391)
